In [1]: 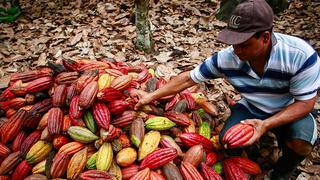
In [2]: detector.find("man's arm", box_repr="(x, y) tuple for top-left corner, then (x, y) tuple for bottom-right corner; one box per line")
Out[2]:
(134, 71), (197, 109)
(263, 96), (317, 130)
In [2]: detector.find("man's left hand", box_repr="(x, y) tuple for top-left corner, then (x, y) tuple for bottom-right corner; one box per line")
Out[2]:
(240, 119), (268, 146)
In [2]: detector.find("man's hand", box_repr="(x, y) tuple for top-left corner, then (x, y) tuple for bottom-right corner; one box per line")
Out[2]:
(133, 90), (154, 110)
(240, 119), (268, 146)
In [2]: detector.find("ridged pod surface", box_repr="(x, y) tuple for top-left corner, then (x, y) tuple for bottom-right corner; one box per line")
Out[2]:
(67, 147), (87, 180)
(93, 102), (110, 130)
(79, 170), (112, 180)
(180, 162), (204, 180)
(79, 81), (98, 110)
(138, 131), (161, 161)
(139, 148), (178, 170)
(96, 143), (113, 171)
(179, 132), (213, 151)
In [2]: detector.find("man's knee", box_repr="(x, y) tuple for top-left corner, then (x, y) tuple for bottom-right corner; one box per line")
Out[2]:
(286, 139), (313, 156)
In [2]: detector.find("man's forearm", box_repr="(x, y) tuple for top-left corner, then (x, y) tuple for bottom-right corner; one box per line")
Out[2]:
(263, 97), (316, 130)
(150, 71), (197, 100)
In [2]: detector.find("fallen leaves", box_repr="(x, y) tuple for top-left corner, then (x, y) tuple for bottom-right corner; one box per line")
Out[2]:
(0, 0), (319, 178)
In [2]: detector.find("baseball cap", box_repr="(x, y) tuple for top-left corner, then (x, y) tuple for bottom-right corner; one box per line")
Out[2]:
(217, 0), (274, 45)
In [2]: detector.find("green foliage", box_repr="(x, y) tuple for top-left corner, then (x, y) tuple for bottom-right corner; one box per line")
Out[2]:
(0, 6), (21, 23)
(216, 0), (290, 21)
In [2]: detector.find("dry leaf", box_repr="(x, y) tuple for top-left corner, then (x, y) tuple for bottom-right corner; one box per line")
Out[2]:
(154, 52), (172, 63)
(0, 76), (10, 89)
(35, 53), (48, 66)
(70, 33), (83, 46)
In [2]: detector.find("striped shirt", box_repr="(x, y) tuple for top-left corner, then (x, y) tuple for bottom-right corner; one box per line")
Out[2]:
(190, 32), (320, 114)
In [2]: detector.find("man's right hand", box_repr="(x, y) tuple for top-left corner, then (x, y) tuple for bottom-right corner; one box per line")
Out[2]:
(133, 90), (154, 110)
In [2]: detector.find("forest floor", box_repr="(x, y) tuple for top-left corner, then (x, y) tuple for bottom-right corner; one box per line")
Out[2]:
(0, 0), (319, 179)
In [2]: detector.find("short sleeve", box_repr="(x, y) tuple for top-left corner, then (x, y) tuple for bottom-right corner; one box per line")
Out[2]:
(290, 52), (320, 100)
(190, 53), (223, 83)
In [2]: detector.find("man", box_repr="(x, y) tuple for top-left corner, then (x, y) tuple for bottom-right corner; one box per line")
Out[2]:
(134, 0), (320, 179)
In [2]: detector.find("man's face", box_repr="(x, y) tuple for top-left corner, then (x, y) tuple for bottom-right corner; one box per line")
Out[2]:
(232, 32), (270, 62)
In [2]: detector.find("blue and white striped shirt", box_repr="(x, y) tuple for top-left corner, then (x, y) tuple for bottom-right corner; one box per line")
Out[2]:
(190, 33), (320, 114)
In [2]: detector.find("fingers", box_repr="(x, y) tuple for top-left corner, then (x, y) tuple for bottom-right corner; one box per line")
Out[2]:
(133, 90), (151, 110)
(134, 102), (141, 110)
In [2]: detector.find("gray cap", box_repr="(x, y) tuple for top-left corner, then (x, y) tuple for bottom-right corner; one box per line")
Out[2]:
(217, 0), (274, 45)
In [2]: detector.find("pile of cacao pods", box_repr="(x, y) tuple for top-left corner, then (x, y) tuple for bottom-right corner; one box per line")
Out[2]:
(0, 59), (260, 180)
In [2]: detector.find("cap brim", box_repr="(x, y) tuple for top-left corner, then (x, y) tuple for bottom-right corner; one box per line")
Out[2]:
(217, 29), (255, 45)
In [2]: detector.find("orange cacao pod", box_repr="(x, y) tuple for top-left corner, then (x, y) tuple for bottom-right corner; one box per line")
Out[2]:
(110, 75), (133, 91)
(58, 142), (84, 155)
(62, 115), (72, 134)
(1, 109), (28, 143)
(67, 147), (87, 180)
(129, 168), (150, 180)
(198, 100), (218, 117)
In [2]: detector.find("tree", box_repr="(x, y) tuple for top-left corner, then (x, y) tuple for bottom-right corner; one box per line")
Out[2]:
(134, 0), (153, 53)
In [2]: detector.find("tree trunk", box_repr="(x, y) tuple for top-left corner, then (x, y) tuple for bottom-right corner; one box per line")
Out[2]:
(135, 0), (153, 53)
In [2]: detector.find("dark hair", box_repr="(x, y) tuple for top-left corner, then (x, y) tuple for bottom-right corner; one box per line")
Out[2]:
(253, 27), (273, 38)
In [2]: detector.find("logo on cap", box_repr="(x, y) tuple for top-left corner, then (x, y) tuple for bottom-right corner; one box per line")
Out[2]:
(228, 15), (241, 29)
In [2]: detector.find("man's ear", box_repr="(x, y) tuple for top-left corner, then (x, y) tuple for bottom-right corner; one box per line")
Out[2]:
(263, 31), (271, 43)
